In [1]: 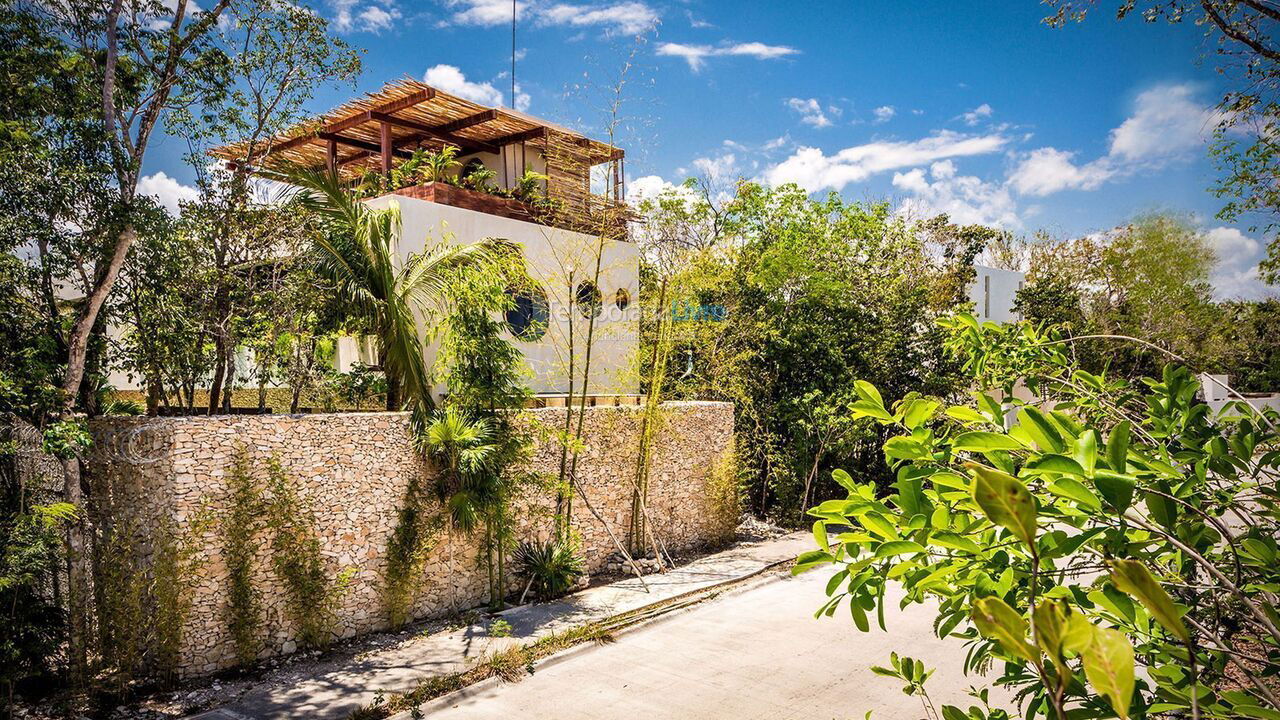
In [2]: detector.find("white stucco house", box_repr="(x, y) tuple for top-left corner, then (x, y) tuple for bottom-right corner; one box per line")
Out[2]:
(215, 79), (638, 404)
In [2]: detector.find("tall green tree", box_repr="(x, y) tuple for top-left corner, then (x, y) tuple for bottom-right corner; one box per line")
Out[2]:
(1014, 214), (1224, 378)
(635, 181), (978, 520)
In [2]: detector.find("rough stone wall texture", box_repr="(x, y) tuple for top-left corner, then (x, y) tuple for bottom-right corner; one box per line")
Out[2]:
(86, 401), (735, 676)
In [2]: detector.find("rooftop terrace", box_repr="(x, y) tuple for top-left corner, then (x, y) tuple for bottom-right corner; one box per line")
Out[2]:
(211, 78), (629, 238)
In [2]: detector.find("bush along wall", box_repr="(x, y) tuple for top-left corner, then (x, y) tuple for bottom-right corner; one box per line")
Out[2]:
(85, 401), (735, 677)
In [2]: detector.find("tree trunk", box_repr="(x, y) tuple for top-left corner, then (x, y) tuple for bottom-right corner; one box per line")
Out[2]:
(146, 375), (162, 416)
(58, 223), (137, 682)
(59, 456), (91, 688)
(207, 332), (226, 415)
(381, 344), (401, 411)
(221, 341), (236, 412)
(385, 374), (401, 411)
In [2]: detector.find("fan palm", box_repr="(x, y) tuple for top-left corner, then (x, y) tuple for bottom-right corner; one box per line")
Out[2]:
(422, 407), (498, 532)
(287, 167), (510, 421)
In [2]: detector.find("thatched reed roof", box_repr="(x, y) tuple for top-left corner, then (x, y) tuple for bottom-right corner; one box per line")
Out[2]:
(209, 78), (623, 179)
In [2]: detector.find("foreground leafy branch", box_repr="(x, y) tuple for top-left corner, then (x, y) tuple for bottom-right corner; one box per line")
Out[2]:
(798, 313), (1280, 719)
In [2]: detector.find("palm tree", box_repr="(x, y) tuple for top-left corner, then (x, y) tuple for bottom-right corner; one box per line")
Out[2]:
(422, 407), (514, 607)
(287, 167), (509, 422)
(422, 407), (498, 532)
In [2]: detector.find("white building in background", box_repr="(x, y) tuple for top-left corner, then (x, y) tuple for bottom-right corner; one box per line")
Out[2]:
(969, 265), (1025, 323)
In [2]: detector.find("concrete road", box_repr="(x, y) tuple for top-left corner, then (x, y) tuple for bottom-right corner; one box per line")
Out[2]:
(422, 569), (1007, 720)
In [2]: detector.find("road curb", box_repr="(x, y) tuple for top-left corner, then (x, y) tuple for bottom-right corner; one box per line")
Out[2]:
(392, 559), (794, 719)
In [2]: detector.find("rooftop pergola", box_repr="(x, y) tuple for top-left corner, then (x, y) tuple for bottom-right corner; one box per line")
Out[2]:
(210, 78), (624, 181)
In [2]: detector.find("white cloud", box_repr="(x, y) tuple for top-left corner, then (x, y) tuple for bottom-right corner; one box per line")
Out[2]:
(785, 98), (831, 128)
(446, 0), (656, 34)
(692, 153), (738, 183)
(763, 130), (1008, 193)
(423, 64), (529, 110)
(1204, 226), (1272, 299)
(656, 41), (798, 71)
(1007, 147), (1113, 197)
(539, 2), (657, 34)
(1008, 83), (1222, 198)
(872, 105), (896, 124)
(332, 0), (400, 32)
(446, 0), (528, 25)
(893, 160), (1020, 229)
(626, 174), (679, 205)
(961, 103), (993, 126)
(1108, 84), (1219, 163)
(137, 172), (199, 216)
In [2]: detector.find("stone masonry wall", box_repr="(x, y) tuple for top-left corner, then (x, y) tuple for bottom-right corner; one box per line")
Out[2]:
(85, 401), (735, 676)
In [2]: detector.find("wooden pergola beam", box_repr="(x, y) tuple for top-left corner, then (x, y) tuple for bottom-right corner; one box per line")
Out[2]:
(491, 126), (548, 147)
(368, 111), (497, 154)
(318, 131), (414, 158)
(250, 88), (437, 161)
(434, 109), (498, 134)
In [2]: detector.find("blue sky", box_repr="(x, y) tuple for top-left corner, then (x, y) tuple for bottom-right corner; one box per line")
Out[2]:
(140, 0), (1275, 299)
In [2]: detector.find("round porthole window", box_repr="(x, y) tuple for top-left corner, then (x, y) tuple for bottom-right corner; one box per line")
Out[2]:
(505, 285), (549, 341)
(575, 281), (602, 319)
(615, 288), (631, 311)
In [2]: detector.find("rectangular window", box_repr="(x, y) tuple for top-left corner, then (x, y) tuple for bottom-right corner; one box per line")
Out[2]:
(983, 275), (991, 319)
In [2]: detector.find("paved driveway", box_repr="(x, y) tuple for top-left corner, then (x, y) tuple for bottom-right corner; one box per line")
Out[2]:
(420, 568), (1006, 720)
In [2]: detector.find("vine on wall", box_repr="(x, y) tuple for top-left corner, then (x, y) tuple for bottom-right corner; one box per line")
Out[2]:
(704, 442), (744, 544)
(381, 477), (442, 628)
(94, 513), (206, 691)
(223, 448), (264, 665)
(225, 447), (351, 661)
(264, 457), (353, 649)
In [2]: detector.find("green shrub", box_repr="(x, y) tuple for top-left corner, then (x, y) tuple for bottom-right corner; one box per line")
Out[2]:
(1, 502), (75, 699)
(514, 539), (584, 602)
(798, 313), (1280, 719)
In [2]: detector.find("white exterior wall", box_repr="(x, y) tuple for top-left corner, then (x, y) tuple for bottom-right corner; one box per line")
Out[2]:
(360, 194), (639, 398)
(969, 265), (1025, 324)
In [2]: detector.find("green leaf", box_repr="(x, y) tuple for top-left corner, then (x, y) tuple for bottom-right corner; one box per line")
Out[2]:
(1144, 481), (1178, 529)
(968, 463), (1038, 547)
(945, 406), (988, 425)
(1106, 420), (1131, 472)
(850, 401), (893, 421)
(976, 393), (1004, 422)
(971, 596), (1037, 661)
(1094, 470), (1136, 513)
(850, 598), (870, 631)
(928, 531), (981, 554)
(1109, 559), (1189, 642)
(1061, 613), (1095, 654)
(1046, 478), (1102, 511)
(1018, 407), (1065, 452)
(884, 436), (928, 460)
(1033, 600), (1072, 675)
(902, 398), (941, 429)
(875, 540), (925, 558)
(832, 468), (857, 494)
(854, 380), (884, 408)
(860, 512), (900, 540)
(1082, 626), (1135, 720)
(952, 432), (1025, 453)
(1073, 429), (1100, 475)
(813, 520), (830, 552)
(793, 550), (834, 575)
(1023, 454), (1086, 476)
